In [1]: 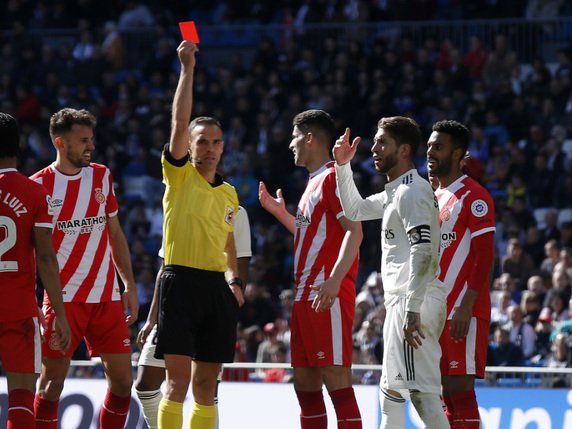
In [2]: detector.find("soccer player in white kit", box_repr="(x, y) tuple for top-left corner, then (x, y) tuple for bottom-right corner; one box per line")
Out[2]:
(135, 205), (252, 429)
(333, 117), (449, 429)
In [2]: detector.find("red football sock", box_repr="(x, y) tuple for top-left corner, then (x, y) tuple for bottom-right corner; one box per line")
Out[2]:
(8, 389), (35, 429)
(329, 387), (362, 429)
(295, 390), (327, 429)
(443, 395), (455, 427)
(34, 395), (59, 429)
(450, 390), (480, 429)
(99, 389), (131, 429)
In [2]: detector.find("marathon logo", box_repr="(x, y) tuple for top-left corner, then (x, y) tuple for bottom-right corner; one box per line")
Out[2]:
(440, 231), (456, 249)
(57, 215), (107, 235)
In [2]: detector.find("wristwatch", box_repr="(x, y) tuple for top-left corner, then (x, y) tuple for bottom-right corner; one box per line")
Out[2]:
(228, 277), (244, 291)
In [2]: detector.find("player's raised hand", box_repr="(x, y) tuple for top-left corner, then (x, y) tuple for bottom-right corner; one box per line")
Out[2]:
(259, 181), (286, 216)
(177, 40), (198, 69)
(333, 128), (361, 166)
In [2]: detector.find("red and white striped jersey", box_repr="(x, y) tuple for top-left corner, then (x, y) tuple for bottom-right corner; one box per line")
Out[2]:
(435, 175), (495, 320)
(0, 168), (53, 321)
(30, 163), (120, 303)
(294, 162), (358, 303)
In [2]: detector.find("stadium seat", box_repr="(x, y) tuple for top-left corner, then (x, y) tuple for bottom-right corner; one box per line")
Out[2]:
(558, 208), (572, 228)
(533, 207), (556, 230)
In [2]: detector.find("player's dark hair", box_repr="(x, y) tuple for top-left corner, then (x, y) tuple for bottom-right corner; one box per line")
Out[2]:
(49, 108), (96, 141)
(378, 116), (421, 155)
(0, 112), (20, 158)
(293, 109), (335, 149)
(432, 120), (470, 155)
(189, 116), (222, 131)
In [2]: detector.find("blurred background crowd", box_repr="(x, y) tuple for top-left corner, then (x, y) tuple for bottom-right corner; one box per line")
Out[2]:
(2, 0), (572, 385)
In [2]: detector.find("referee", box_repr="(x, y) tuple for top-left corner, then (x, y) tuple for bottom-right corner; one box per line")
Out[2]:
(155, 40), (243, 429)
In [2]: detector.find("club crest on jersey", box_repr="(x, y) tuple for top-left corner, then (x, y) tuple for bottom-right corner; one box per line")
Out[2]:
(442, 207), (451, 221)
(225, 206), (235, 225)
(471, 199), (488, 217)
(94, 188), (106, 204)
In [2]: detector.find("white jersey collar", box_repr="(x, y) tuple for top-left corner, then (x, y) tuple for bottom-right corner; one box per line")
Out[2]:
(309, 161), (333, 179)
(0, 168), (17, 173)
(385, 168), (418, 190)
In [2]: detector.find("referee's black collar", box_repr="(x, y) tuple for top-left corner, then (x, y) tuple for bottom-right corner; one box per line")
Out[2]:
(163, 144), (224, 187)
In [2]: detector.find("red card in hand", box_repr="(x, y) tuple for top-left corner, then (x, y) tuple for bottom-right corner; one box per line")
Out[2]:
(179, 21), (200, 43)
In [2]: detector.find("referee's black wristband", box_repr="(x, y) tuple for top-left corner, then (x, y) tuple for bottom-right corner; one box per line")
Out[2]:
(228, 277), (244, 291)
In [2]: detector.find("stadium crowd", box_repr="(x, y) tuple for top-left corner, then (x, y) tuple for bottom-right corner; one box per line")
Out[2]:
(2, 0), (572, 385)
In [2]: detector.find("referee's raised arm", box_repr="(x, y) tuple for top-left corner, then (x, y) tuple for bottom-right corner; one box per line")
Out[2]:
(169, 40), (198, 160)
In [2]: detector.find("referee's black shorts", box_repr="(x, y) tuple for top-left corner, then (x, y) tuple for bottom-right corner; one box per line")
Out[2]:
(155, 265), (239, 362)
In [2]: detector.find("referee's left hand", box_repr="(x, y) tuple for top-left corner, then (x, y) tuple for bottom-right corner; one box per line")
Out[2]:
(230, 283), (245, 307)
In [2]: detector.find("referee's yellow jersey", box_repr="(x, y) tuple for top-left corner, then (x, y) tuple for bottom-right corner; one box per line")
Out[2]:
(161, 150), (238, 272)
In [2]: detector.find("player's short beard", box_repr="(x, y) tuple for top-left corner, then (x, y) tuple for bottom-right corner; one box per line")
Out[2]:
(430, 156), (453, 178)
(375, 152), (398, 174)
(68, 152), (90, 168)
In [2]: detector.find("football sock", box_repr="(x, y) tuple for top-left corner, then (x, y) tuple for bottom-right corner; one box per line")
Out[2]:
(8, 389), (35, 429)
(295, 389), (328, 429)
(100, 389), (130, 428)
(34, 395), (59, 429)
(450, 390), (480, 429)
(443, 394), (455, 427)
(329, 387), (362, 428)
(136, 388), (163, 429)
(158, 398), (183, 429)
(189, 402), (216, 429)
(379, 388), (405, 429)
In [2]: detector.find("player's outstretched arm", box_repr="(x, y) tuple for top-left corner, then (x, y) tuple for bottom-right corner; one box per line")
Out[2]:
(169, 41), (199, 160)
(34, 226), (71, 353)
(108, 215), (139, 326)
(259, 181), (295, 234)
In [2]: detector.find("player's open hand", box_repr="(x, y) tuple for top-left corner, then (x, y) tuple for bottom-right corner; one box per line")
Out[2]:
(333, 128), (361, 166)
(403, 311), (425, 349)
(137, 320), (155, 350)
(122, 287), (139, 327)
(54, 316), (71, 353)
(311, 280), (340, 312)
(177, 40), (198, 69)
(450, 305), (471, 342)
(259, 181), (286, 216)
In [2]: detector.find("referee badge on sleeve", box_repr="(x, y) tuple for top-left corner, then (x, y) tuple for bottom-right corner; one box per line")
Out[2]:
(225, 206), (235, 225)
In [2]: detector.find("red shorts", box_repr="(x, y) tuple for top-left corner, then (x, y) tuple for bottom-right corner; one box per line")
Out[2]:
(439, 317), (489, 378)
(290, 299), (354, 367)
(42, 301), (131, 358)
(0, 317), (41, 373)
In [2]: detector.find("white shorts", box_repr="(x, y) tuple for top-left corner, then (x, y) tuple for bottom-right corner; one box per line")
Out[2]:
(138, 325), (166, 368)
(380, 289), (446, 395)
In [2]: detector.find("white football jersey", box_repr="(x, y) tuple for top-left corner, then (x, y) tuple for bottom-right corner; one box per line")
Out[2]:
(336, 163), (444, 309)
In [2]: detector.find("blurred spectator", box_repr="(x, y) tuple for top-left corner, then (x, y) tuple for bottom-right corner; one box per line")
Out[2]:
(541, 239), (561, 277)
(256, 322), (281, 363)
(520, 290), (542, 326)
(504, 304), (537, 359)
(101, 21), (124, 70)
(491, 289), (516, 331)
(487, 326), (524, 367)
(117, 1), (154, 30)
(544, 333), (572, 387)
(501, 238), (536, 290)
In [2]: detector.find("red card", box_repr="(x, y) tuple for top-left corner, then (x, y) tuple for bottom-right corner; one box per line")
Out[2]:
(179, 21), (200, 43)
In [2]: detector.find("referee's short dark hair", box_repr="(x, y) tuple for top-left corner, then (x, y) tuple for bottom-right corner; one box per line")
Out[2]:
(0, 112), (19, 158)
(189, 116), (222, 131)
